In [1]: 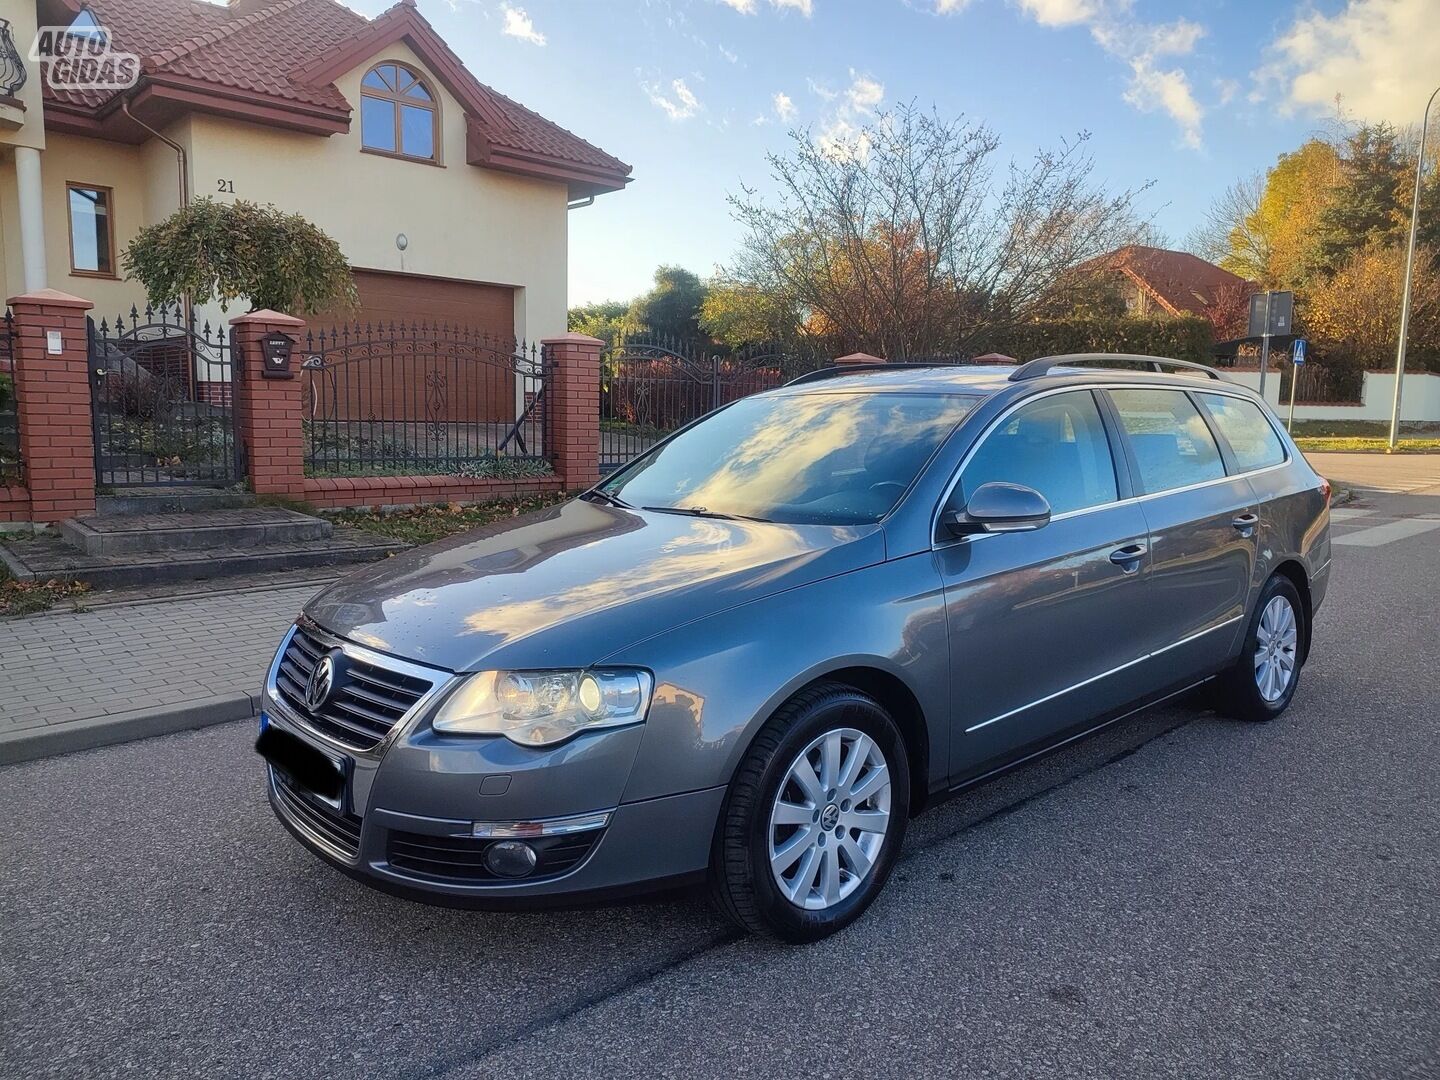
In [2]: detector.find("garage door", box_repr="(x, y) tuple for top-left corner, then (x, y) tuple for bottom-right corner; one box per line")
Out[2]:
(308, 270), (520, 425)
(313, 270), (515, 339)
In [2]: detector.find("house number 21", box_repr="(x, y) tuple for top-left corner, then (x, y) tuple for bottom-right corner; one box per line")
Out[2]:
(217, 179), (235, 193)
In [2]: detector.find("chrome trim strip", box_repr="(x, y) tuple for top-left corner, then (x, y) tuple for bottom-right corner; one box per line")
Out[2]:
(268, 766), (361, 867)
(931, 381), (1291, 546)
(963, 614), (1244, 733)
(263, 620), (456, 760)
(471, 810), (612, 838)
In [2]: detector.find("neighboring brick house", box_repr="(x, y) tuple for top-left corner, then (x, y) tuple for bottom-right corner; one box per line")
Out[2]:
(1080, 245), (1250, 326)
(0, 0), (631, 343)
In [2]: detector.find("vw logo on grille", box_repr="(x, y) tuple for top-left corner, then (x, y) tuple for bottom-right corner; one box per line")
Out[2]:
(305, 653), (337, 712)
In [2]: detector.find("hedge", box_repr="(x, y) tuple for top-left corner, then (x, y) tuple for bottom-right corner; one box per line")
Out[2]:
(968, 316), (1215, 364)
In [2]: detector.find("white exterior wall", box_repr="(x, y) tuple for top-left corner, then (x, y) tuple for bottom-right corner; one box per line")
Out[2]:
(182, 40), (569, 342)
(3, 42), (570, 339)
(1224, 369), (1440, 423)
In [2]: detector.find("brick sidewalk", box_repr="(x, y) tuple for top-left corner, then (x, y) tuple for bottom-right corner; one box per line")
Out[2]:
(0, 582), (325, 763)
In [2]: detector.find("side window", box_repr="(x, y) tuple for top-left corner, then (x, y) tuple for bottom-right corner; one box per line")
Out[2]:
(960, 392), (1118, 516)
(1109, 388), (1226, 494)
(1198, 393), (1286, 471)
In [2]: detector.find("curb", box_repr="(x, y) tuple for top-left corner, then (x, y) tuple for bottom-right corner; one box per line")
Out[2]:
(0, 693), (259, 766)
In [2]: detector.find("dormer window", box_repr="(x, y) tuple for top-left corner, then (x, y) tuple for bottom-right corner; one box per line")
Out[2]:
(360, 62), (439, 163)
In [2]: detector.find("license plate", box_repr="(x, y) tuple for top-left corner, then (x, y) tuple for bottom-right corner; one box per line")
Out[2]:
(256, 724), (345, 805)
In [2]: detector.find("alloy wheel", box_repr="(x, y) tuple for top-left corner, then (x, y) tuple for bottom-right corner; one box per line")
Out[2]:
(767, 727), (891, 910)
(1254, 595), (1298, 703)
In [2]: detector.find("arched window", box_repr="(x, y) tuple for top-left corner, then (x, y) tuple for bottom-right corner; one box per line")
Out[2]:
(360, 62), (439, 163)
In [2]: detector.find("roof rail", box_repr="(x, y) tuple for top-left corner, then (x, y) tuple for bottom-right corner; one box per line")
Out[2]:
(784, 362), (956, 387)
(1007, 353), (1222, 382)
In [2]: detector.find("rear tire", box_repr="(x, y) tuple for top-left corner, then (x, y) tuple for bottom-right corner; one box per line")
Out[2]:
(1215, 574), (1305, 722)
(710, 682), (910, 943)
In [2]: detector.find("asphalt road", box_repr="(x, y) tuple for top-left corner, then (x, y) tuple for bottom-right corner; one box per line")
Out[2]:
(3, 484), (1437, 1080)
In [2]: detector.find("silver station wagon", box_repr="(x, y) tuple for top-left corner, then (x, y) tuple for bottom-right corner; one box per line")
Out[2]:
(258, 354), (1331, 941)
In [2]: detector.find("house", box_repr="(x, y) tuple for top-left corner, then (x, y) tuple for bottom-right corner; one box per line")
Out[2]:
(1079, 245), (1249, 322)
(0, 0), (631, 344)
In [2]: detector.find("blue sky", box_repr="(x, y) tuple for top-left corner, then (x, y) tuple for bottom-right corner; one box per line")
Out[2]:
(347, 0), (1435, 306)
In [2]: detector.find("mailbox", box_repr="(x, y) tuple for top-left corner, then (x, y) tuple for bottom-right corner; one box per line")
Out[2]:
(260, 331), (296, 379)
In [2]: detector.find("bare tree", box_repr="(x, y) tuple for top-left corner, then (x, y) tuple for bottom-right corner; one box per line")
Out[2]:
(723, 102), (1152, 357)
(1185, 173), (1270, 279)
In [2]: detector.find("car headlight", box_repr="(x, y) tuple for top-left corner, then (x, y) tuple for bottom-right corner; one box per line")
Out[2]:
(432, 669), (654, 746)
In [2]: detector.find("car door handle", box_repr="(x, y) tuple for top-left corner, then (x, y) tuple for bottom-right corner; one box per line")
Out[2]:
(1109, 543), (1147, 572)
(1231, 513), (1259, 537)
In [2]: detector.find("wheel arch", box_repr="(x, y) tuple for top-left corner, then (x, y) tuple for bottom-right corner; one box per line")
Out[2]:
(1270, 559), (1314, 663)
(743, 664), (934, 816)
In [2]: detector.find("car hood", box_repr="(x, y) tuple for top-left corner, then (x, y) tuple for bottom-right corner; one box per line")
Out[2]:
(305, 498), (885, 672)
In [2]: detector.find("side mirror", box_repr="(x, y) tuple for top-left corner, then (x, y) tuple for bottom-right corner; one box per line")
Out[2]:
(941, 482), (1051, 537)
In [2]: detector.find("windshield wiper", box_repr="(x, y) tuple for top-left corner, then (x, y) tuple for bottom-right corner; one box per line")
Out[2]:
(640, 505), (773, 524)
(583, 489), (635, 510)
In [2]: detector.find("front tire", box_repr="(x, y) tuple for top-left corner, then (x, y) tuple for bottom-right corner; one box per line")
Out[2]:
(1215, 574), (1305, 722)
(710, 682), (910, 942)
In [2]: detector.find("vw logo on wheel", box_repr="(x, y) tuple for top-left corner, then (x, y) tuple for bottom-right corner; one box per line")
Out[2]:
(305, 653), (337, 712)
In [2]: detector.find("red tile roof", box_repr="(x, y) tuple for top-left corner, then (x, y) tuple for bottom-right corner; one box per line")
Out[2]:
(1081, 245), (1248, 317)
(42, 0), (629, 185)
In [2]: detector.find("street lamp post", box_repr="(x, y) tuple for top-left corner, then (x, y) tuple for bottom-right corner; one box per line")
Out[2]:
(1388, 84), (1440, 451)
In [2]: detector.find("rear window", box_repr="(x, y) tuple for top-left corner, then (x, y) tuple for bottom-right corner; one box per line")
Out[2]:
(600, 391), (977, 526)
(1198, 393), (1287, 471)
(1108, 388), (1226, 494)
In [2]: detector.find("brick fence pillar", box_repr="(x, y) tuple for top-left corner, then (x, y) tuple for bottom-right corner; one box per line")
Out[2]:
(7, 289), (96, 522)
(543, 333), (602, 490)
(231, 309), (307, 499)
(835, 351), (886, 365)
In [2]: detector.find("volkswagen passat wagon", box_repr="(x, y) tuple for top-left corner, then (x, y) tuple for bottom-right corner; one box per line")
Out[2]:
(258, 354), (1330, 941)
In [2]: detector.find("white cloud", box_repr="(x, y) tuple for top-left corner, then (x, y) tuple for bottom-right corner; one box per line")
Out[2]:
(810, 70), (885, 160)
(717, 0), (812, 15)
(773, 91), (797, 122)
(1014, 2), (1206, 149)
(644, 77), (702, 121)
(845, 70), (885, 113)
(935, 0), (976, 12)
(1124, 60), (1204, 149)
(718, 44), (740, 63)
(816, 117), (871, 161)
(1257, 0), (1440, 125)
(807, 77), (838, 101)
(1016, 0), (1101, 28)
(499, 4), (546, 46)
(1215, 77), (1239, 106)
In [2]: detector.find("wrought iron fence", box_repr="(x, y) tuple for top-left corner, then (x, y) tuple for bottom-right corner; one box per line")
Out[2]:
(1277, 361), (1363, 405)
(600, 334), (828, 472)
(0, 308), (19, 486)
(0, 18), (27, 97)
(300, 322), (550, 479)
(88, 305), (243, 488)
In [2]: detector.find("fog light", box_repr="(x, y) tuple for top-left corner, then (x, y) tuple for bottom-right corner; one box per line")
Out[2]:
(485, 839), (538, 878)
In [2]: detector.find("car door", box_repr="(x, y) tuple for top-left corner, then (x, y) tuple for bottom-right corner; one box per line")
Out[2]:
(935, 389), (1155, 783)
(1105, 386), (1257, 683)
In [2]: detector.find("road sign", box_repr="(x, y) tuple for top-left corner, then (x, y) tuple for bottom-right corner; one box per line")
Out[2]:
(1292, 338), (1307, 366)
(1248, 291), (1294, 338)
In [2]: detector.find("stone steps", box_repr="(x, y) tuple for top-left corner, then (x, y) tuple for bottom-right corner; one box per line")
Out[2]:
(61, 508), (333, 556)
(95, 488), (256, 516)
(0, 487), (410, 589)
(1, 527), (407, 590)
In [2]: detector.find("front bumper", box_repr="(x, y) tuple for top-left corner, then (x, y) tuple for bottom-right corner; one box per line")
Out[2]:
(261, 630), (723, 904)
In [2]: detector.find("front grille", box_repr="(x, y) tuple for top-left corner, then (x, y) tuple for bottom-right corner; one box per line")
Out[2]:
(272, 769), (362, 860)
(386, 829), (602, 883)
(275, 625), (433, 751)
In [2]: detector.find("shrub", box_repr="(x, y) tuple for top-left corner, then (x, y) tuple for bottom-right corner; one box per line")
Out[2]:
(123, 198), (357, 316)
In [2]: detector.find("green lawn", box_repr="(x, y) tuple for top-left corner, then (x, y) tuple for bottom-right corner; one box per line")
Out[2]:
(1288, 420), (1440, 453)
(332, 490), (571, 546)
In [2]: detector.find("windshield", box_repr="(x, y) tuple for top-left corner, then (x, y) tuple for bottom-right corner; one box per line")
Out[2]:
(599, 391), (978, 526)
